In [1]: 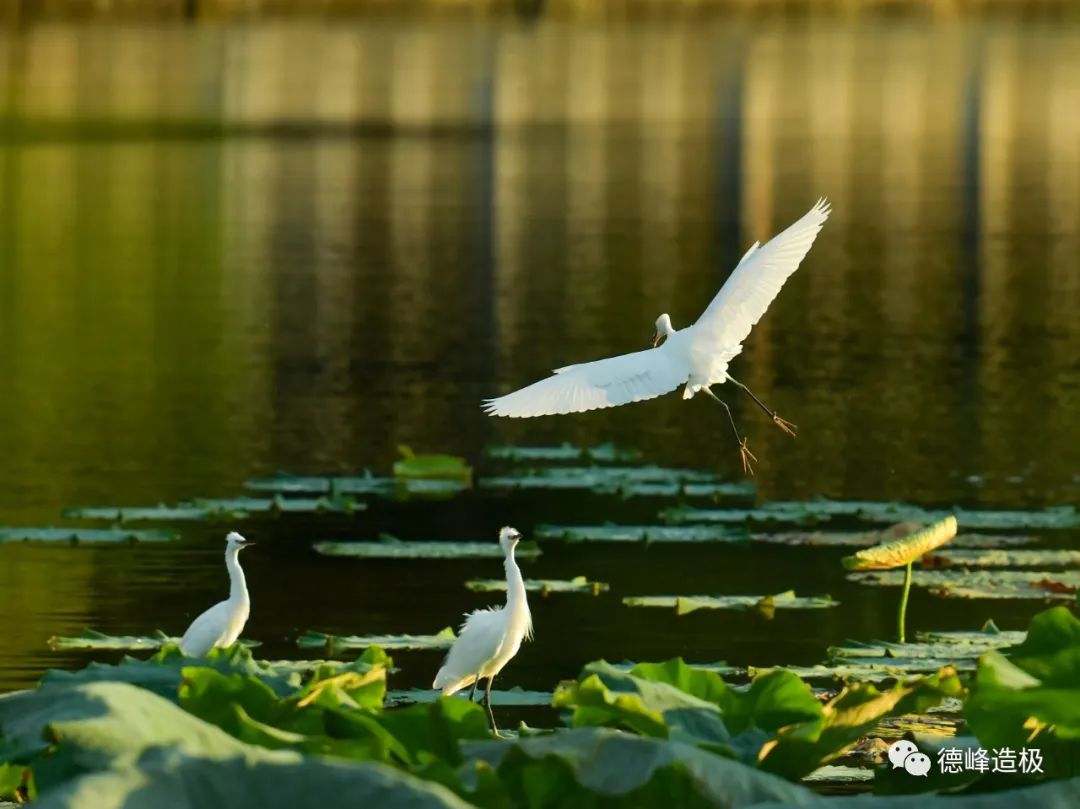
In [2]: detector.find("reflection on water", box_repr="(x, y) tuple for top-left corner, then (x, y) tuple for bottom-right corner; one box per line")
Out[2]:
(0, 19), (1077, 691)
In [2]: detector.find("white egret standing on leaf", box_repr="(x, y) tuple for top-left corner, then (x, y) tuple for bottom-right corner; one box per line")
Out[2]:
(483, 199), (831, 474)
(433, 526), (532, 734)
(179, 531), (254, 657)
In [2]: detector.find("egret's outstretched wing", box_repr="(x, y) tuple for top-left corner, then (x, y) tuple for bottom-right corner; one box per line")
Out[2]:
(692, 198), (830, 364)
(482, 343), (690, 418)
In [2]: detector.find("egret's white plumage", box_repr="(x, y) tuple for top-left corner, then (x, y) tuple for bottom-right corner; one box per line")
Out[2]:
(179, 531), (254, 657)
(434, 527), (532, 732)
(482, 199), (830, 418)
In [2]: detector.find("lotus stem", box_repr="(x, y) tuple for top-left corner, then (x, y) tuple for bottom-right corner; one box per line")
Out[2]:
(897, 561), (913, 643)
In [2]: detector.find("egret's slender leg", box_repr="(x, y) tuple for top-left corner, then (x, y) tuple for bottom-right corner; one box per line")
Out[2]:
(725, 374), (797, 437)
(468, 677), (480, 703)
(702, 387), (757, 475)
(484, 677), (499, 735)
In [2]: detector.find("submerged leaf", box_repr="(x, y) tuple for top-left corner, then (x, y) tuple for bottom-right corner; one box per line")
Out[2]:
(312, 539), (541, 560)
(0, 526), (176, 544)
(842, 517), (958, 571)
(622, 591), (837, 616)
(297, 628), (456, 651)
(466, 576), (609, 596)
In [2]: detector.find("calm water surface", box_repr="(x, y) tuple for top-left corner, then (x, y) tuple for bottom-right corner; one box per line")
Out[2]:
(0, 18), (1078, 694)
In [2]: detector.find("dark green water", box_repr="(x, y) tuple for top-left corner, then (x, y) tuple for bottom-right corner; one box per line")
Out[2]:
(0, 18), (1078, 694)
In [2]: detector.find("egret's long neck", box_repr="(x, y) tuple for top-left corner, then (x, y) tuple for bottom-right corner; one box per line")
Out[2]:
(504, 547), (526, 610)
(226, 547), (248, 604)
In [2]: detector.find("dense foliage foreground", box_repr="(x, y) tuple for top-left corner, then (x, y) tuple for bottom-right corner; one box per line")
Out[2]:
(2, 607), (1080, 808)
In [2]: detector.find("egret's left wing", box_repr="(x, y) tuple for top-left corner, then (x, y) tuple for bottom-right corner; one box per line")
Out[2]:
(692, 198), (830, 362)
(483, 343), (690, 418)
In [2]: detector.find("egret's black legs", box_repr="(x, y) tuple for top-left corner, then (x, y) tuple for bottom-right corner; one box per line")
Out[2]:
(468, 677), (479, 703)
(726, 374), (797, 437)
(484, 677), (499, 735)
(702, 386), (757, 476)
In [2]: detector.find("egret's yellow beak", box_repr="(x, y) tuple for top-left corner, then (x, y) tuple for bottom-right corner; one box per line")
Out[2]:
(651, 332), (662, 347)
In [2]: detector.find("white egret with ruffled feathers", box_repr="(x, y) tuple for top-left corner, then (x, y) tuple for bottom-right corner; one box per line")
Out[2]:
(433, 527), (532, 734)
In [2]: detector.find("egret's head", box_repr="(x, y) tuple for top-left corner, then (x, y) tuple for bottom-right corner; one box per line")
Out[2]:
(652, 313), (674, 347)
(226, 531), (254, 551)
(498, 526), (522, 553)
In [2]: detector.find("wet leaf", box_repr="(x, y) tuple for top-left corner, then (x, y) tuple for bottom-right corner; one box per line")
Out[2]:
(622, 591), (837, 616)
(754, 524), (1035, 549)
(296, 628), (456, 651)
(666, 501), (1080, 531)
(485, 442), (643, 463)
(462, 727), (818, 808)
(47, 629), (177, 651)
(245, 474), (466, 501)
(479, 466), (748, 499)
(849, 569), (1080, 601)
(535, 524), (747, 543)
(62, 504), (215, 522)
(312, 539), (541, 560)
(965, 607), (1080, 778)
(923, 549), (1080, 569)
(465, 576), (609, 596)
(387, 688), (553, 707)
(393, 446), (472, 483)
(842, 517), (957, 571)
(0, 526), (176, 544)
(193, 496), (364, 516)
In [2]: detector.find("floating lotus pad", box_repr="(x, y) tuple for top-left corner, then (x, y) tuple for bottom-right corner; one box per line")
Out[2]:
(479, 466), (752, 498)
(312, 538), (542, 560)
(622, 590), (837, 615)
(64, 496), (366, 523)
(753, 525), (1035, 549)
(535, 524), (747, 543)
(245, 474), (467, 499)
(0, 526), (177, 544)
(485, 443), (643, 463)
(48, 629), (179, 651)
(387, 687), (553, 706)
(466, 576), (609, 596)
(62, 504), (217, 522)
(923, 548), (1080, 569)
(664, 501), (1080, 530)
(297, 627), (456, 651)
(842, 517), (958, 571)
(47, 629), (262, 651)
(849, 568), (1080, 600)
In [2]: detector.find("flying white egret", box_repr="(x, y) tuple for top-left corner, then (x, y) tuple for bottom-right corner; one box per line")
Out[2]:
(433, 526), (532, 734)
(483, 199), (831, 474)
(179, 531), (254, 657)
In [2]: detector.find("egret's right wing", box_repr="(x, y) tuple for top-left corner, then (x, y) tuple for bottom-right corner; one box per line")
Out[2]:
(482, 343), (690, 418)
(179, 601), (228, 656)
(692, 198), (830, 363)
